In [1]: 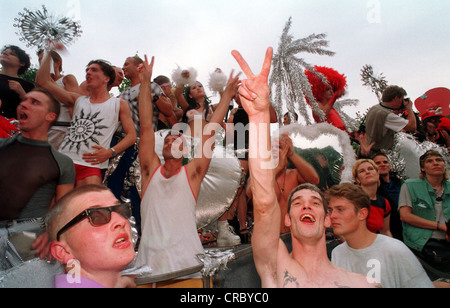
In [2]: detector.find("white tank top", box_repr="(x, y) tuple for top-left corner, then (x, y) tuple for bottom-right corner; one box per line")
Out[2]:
(54, 77), (72, 123)
(60, 96), (120, 169)
(134, 165), (204, 276)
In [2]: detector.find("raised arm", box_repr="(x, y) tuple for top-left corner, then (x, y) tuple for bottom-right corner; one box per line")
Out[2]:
(282, 134), (320, 185)
(35, 50), (80, 107)
(186, 71), (240, 196)
(232, 48), (280, 287)
(137, 55), (160, 190)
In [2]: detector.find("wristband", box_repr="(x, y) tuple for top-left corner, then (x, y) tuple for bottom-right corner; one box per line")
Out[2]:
(110, 147), (117, 157)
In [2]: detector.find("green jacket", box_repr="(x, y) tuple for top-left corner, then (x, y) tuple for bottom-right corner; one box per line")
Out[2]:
(403, 178), (450, 251)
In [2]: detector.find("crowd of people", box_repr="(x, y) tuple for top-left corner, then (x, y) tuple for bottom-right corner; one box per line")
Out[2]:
(0, 43), (449, 288)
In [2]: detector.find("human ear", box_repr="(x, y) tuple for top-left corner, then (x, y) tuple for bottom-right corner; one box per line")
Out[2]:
(50, 241), (74, 265)
(324, 213), (332, 228)
(284, 213), (292, 228)
(46, 112), (57, 123)
(358, 208), (369, 221)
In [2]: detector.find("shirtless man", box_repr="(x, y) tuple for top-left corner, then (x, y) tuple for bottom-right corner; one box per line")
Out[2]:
(232, 47), (378, 288)
(248, 134), (319, 234)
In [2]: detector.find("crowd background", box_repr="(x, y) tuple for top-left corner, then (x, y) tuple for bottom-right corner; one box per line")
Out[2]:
(0, 1), (449, 288)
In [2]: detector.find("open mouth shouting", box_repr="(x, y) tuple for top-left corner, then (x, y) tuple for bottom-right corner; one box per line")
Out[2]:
(17, 111), (28, 121)
(300, 213), (316, 224)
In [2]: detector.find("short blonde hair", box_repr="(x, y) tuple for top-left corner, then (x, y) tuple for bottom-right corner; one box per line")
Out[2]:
(46, 185), (110, 241)
(352, 159), (380, 186)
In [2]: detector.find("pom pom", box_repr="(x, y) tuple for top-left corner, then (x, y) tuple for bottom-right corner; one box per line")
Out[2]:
(208, 68), (228, 95)
(171, 66), (198, 87)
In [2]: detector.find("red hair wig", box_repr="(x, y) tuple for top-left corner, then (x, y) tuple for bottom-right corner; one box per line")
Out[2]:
(305, 66), (347, 102)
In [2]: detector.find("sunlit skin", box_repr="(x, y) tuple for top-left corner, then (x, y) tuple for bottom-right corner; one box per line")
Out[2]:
(85, 63), (110, 92)
(285, 189), (331, 245)
(232, 47), (378, 288)
(328, 197), (368, 240)
(50, 190), (135, 288)
(355, 162), (379, 186)
(16, 91), (56, 140)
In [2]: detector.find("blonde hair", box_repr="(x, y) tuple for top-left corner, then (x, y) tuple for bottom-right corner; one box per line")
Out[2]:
(46, 185), (110, 241)
(352, 159), (380, 187)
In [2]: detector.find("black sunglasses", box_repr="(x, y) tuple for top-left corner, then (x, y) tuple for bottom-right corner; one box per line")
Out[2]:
(56, 203), (132, 241)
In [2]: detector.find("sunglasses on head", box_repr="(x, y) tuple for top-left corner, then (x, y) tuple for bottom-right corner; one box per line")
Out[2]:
(56, 203), (132, 241)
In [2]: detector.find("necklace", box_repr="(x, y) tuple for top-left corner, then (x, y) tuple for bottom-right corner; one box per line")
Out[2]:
(276, 168), (287, 194)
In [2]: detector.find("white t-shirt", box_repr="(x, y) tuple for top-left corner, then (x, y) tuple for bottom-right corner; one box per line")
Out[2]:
(384, 113), (408, 132)
(331, 235), (434, 288)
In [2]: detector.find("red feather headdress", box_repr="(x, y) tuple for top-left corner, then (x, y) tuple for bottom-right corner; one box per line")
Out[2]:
(305, 66), (347, 102)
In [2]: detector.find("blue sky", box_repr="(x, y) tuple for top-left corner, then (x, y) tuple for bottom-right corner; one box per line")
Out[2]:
(2, 0), (450, 121)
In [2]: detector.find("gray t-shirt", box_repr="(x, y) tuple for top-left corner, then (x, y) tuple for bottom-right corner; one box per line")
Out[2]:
(331, 235), (434, 288)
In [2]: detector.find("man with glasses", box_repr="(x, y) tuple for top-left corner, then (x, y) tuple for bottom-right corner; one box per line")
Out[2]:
(47, 184), (136, 288)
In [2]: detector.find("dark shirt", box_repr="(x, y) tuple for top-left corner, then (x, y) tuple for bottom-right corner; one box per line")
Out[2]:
(0, 74), (35, 119)
(0, 134), (75, 220)
(233, 107), (249, 160)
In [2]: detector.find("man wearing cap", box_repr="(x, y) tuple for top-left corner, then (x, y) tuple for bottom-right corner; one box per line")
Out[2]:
(399, 150), (450, 274)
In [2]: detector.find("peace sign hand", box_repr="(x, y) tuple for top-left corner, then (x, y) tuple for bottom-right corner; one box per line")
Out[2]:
(231, 47), (273, 118)
(137, 55), (155, 84)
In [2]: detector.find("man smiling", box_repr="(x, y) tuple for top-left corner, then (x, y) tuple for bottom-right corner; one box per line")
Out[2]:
(233, 47), (377, 288)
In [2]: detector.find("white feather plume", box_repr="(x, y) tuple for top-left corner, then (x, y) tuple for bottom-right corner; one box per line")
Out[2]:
(208, 68), (228, 95)
(171, 66), (198, 87)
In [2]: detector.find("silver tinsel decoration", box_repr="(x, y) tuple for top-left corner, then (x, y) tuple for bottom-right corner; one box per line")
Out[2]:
(14, 5), (82, 49)
(361, 64), (388, 104)
(197, 249), (235, 277)
(270, 17), (335, 124)
(333, 98), (360, 133)
(384, 132), (450, 180)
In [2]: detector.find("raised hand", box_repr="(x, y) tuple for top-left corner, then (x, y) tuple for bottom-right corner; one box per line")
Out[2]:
(231, 47), (273, 117)
(223, 70), (241, 98)
(137, 55), (155, 84)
